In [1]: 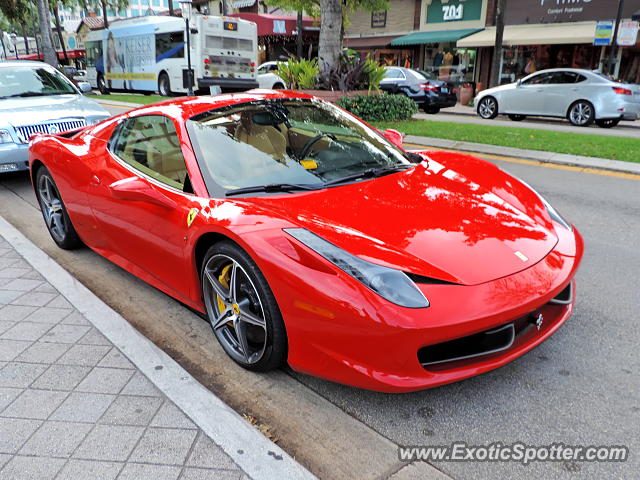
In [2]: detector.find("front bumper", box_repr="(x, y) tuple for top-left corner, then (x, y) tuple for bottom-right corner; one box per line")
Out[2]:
(259, 223), (584, 393)
(0, 143), (29, 172)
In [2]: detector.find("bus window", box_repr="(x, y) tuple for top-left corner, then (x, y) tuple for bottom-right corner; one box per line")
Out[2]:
(86, 41), (103, 68)
(206, 36), (223, 49)
(222, 37), (237, 49)
(156, 31), (184, 60)
(238, 39), (253, 51)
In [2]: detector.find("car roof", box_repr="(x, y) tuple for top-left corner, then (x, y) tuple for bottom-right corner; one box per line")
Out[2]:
(118, 90), (317, 122)
(0, 60), (53, 68)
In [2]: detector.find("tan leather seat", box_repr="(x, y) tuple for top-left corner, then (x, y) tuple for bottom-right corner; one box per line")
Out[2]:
(146, 148), (188, 184)
(234, 115), (287, 161)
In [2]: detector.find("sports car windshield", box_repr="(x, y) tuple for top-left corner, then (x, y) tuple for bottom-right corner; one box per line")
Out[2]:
(0, 67), (77, 99)
(186, 99), (413, 196)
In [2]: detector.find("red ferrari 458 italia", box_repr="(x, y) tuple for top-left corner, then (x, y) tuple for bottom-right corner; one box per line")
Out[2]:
(28, 91), (583, 392)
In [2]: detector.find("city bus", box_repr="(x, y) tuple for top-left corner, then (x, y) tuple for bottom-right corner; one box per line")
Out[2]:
(85, 14), (258, 95)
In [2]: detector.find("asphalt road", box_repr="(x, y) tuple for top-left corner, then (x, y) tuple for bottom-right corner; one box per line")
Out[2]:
(3, 104), (639, 479)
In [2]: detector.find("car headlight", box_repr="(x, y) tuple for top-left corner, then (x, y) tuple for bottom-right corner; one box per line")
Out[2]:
(0, 129), (14, 144)
(285, 228), (430, 308)
(510, 173), (572, 231)
(87, 116), (109, 125)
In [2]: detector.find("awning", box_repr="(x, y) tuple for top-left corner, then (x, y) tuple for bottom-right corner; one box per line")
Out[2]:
(229, 12), (318, 36)
(390, 28), (483, 46)
(233, 0), (256, 8)
(345, 35), (401, 48)
(457, 22), (597, 47)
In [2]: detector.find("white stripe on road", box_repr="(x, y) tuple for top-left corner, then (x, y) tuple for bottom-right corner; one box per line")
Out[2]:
(0, 214), (316, 480)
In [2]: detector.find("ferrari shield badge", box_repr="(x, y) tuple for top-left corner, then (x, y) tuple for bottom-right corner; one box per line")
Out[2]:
(187, 208), (199, 227)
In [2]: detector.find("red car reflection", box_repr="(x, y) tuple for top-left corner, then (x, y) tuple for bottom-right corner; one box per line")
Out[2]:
(28, 91), (583, 392)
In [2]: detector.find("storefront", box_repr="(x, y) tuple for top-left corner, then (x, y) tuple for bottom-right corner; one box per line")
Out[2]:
(459, 0), (640, 86)
(229, 12), (319, 63)
(390, 0), (488, 85)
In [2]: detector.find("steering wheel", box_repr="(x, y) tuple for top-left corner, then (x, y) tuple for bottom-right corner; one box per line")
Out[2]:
(298, 133), (336, 160)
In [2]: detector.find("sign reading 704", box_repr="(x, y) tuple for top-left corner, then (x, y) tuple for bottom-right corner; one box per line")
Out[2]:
(443, 3), (464, 21)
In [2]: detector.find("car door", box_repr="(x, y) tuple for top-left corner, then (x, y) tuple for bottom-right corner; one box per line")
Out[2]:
(380, 68), (407, 94)
(86, 114), (198, 302)
(501, 72), (553, 115)
(541, 71), (587, 117)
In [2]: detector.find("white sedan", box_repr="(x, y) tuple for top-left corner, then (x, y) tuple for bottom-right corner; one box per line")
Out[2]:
(257, 61), (286, 89)
(475, 68), (640, 128)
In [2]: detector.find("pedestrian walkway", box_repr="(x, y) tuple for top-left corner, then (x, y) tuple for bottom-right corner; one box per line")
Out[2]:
(0, 233), (250, 480)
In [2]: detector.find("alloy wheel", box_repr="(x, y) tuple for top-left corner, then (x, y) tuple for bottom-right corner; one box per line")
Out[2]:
(569, 102), (592, 126)
(37, 174), (67, 243)
(203, 254), (268, 365)
(478, 98), (497, 119)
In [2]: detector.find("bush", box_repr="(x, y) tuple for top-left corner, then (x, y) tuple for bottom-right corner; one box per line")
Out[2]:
(317, 51), (385, 92)
(337, 93), (418, 122)
(276, 58), (320, 90)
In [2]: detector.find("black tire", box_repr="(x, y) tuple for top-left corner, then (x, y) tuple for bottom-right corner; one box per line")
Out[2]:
(34, 166), (83, 250)
(97, 74), (109, 95)
(477, 96), (499, 119)
(424, 106), (440, 114)
(272, 82), (285, 89)
(508, 114), (526, 121)
(201, 241), (287, 372)
(567, 100), (595, 127)
(596, 118), (620, 128)
(158, 72), (172, 96)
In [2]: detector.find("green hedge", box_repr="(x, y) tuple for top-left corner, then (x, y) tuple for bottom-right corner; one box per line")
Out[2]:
(337, 93), (418, 122)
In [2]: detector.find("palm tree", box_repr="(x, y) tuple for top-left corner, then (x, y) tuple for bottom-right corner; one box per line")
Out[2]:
(35, 0), (58, 66)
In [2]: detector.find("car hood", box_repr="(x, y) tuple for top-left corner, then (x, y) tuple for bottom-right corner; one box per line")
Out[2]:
(248, 152), (558, 286)
(0, 94), (109, 127)
(479, 82), (517, 96)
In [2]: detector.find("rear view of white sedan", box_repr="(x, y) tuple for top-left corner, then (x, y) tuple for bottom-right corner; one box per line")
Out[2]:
(475, 68), (640, 128)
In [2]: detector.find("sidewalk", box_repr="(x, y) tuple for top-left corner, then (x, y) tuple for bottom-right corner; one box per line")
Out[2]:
(0, 218), (314, 480)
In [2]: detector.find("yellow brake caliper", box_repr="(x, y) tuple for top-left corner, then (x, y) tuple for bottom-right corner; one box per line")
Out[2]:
(216, 264), (232, 314)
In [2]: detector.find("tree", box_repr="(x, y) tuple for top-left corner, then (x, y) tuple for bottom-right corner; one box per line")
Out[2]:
(0, 0), (38, 56)
(78, 0), (129, 30)
(490, 0), (506, 88)
(265, 0), (386, 70)
(36, 0), (58, 66)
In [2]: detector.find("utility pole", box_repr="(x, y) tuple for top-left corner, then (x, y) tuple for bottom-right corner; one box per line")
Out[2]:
(607, 0), (625, 75)
(296, 10), (303, 59)
(490, 0), (506, 88)
(222, 0), (228, 16)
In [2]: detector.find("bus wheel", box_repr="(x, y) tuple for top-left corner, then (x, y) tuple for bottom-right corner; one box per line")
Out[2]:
(159, 73), (172, 96)
(97, 75), (109, 95)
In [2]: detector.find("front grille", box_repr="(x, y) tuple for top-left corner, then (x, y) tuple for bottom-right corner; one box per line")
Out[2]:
(15, 119), (86, 144)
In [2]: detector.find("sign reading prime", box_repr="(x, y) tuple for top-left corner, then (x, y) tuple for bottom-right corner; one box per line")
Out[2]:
(506, 0), (640, 24)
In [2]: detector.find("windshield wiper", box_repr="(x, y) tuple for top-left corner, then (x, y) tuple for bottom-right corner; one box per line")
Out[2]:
(226, 183), (321, 197)
(323, 165), (412, 187)
(2, 91), (71, 98)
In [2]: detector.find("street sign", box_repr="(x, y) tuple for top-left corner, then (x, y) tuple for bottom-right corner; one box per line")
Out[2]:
(594, 21), (614, 46)
(617, 20), (639, 46)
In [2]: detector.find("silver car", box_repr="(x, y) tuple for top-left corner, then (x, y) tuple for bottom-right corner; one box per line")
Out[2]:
(0, 61), (110, 173)
(475, 68), (640, 128)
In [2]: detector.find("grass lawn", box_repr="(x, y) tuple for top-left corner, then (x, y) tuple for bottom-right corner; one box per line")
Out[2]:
(87, 93), (170, 105)
(372, 119), (640, 164)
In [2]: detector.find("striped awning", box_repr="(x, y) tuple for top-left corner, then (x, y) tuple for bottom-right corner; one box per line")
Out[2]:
(233, 0), (256, 8)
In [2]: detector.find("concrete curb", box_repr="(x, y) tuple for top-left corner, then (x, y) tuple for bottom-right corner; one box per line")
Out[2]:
(0, 214), (317, 480)
(93, 97), (151, 108)
(405, 134), (640, 175)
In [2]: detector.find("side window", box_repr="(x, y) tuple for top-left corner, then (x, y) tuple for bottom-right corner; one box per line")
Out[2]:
(548, 72), (580, 84)
(384, 68), (405, 79)
(522, 73), (552, 85)
(110, 115), (190, 191)
(156, 31), (185, 60)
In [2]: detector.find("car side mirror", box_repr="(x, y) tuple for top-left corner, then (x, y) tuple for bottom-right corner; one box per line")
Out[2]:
(78, 82), (92, 93)
(382, 129), (404, 149)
